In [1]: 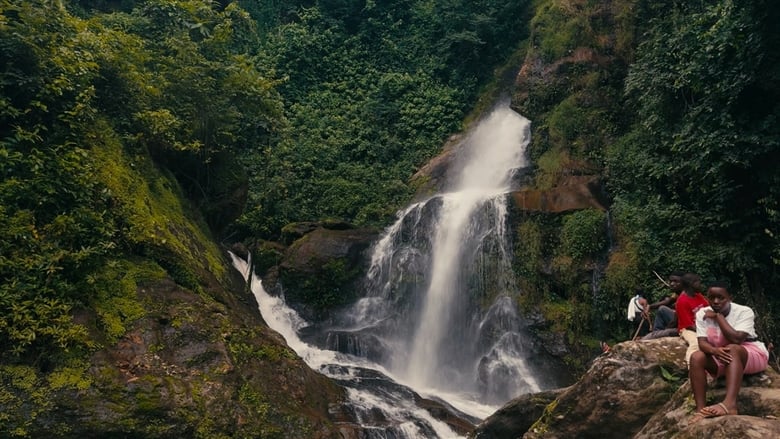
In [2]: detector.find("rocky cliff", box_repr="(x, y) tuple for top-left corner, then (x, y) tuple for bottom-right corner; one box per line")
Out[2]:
(0, 248), (368, 438)
(0, 144), (369, 438)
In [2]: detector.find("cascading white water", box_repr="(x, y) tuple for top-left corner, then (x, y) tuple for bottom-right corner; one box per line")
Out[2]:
(229, 253), (466, 438)
(230, 103), (555, 438)
(403, 106), (535, 394)
(330, 103), (547, 411)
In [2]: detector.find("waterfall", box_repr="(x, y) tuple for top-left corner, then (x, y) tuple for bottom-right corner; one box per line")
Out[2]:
(358, 103), (542, 405)
(229, 253), (468, 438)
(231, 102), (554, 437)
(416, 105), (532, 389)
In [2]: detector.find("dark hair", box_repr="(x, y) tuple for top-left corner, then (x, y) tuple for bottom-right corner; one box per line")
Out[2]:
(669, 271), (685, 278)
(681, 273), (702, 290)
(707, 280), (731, 292)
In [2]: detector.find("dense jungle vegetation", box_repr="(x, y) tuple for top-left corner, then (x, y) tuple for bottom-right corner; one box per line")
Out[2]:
(503, 0), (780, 356)
(1, 0), (779, 391)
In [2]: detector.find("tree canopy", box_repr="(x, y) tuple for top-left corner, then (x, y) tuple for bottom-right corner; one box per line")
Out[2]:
(2, 0), (779, 375)
(0, 0), (284, 361)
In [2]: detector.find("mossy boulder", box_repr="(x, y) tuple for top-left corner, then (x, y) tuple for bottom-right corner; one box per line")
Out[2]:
(0, 270), (358, 439)
(272, 225), (379, 320)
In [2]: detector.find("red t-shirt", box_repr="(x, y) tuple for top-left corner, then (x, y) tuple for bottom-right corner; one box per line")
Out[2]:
(676, 292), (709, 331)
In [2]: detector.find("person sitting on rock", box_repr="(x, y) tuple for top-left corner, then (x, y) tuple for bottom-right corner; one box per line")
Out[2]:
(676, 272), (710, 366)
(689, 281), (769, 422)
(627, 289), (651, 339)
(641, 271), (683, 340)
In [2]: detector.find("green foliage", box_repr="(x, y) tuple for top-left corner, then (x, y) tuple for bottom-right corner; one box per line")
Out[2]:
(539, 300), (575, 338)
(658, 364), (682, 383)
(534, 148), (568, 190)
(514, 218), (551, 304)
(520, 0), (631, 182)
(529, 398), (558, 435)
(547, 96), (586, 146)
(252, 241), (284, 275)
(600, 248), (640, 317)
(0, 0), (119, 358)
(0, 363), (81, 437)
(1, 0), (281, 363)
(516, 220), (544, 270)
(560, 209), (607, 261)
(514, 0), (780, 351)
(531, 2), (592, 62)
(610, 0), (780, 289)
(280, 258), (362, 313)
(88, 259), (161, 344)
(237, 384), (280, 437)
(235, 0), (533, 239)
(227, 329), (296, 365)
(539, 298), (593, 354)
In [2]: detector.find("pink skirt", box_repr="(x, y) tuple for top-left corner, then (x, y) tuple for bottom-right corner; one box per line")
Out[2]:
(712, 342), (768, 377)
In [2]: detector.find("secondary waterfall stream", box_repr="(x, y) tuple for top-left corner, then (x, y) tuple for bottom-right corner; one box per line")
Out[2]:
(232, 103), (554, 437)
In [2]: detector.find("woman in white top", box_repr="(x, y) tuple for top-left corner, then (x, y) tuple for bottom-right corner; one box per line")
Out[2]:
(689, 281), (769, 422)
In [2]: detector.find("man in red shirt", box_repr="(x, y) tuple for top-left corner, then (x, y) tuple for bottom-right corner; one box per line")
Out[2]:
(676, 273), (710, 366)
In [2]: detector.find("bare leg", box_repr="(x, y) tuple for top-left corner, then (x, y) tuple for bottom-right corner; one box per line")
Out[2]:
(721, 343), (748, 413)
(689, 350), (718, 411)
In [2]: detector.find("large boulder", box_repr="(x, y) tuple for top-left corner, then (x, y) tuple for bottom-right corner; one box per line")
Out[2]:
(471, 389), (563, 438)
(473, 336), (780, 439)
(636, 366), (780, 438)
(270, 224), (379, 320)
(1, 271), (360, 438)
(522, 337), (688, 438)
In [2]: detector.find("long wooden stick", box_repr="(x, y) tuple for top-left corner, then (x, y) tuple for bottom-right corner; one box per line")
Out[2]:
(632, 314), (651, 340)
(632, 321), (643, 340)
(653, 270), (671, 287)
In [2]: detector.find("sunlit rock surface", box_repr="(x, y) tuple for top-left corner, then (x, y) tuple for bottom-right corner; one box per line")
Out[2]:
(473, 337), (780, 438)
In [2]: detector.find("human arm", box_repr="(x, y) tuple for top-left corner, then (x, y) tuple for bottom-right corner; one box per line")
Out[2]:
(649, 294), (676, 309)
(696, 308), (741, 364)
(638, 297), (650, 320)
(697, 335), (736, 364)
(703, 307), (752, 344)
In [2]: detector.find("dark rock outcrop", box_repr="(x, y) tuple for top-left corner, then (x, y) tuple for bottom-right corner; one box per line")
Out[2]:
(472, 389), (563, 439)
(510, 175), (608, 213)
(269, 225), (379, 320)
(280, 226), (378, 273)
(473, 337), (780, 438)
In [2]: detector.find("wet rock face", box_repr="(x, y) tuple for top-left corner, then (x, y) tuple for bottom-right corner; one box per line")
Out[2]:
(473, 337), (780, 439)
(271, 225), (379, 320)
(509, 175), (608, 213)
(472, 389), (563, 439)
